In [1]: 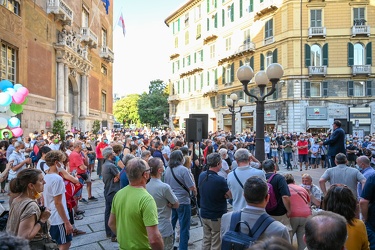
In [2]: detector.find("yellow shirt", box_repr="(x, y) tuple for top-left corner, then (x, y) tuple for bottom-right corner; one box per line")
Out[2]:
(346, 219), (369, 250)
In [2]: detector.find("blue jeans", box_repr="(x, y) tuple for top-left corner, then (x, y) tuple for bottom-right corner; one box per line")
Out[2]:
(284, 152), (292, 169)
(97, 158), (104, 176)
(105, 192), (116, 237)
(366, 222), (375, 250)
(172, 204), (191, 250)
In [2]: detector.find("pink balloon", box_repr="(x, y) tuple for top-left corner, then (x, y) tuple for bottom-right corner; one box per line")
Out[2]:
(17, 87), (29, 96)
(11, 127), (23, 137)
(12, 92), (26, 104)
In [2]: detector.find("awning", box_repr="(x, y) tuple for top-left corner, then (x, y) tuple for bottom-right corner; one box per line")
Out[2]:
(307, 120), (331, 129)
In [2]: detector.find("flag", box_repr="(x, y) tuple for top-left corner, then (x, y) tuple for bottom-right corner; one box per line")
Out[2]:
(101, 0), (110, 14)
(118, 12), (126, 37)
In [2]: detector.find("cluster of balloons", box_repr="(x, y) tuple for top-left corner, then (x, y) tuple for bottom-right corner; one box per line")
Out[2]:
(0, 80), (29, 139)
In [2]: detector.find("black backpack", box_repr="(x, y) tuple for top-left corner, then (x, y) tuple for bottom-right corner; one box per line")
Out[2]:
(221, 212), (274, 250)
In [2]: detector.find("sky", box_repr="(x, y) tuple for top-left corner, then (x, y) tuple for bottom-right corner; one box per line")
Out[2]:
(113, 0), (186, 97)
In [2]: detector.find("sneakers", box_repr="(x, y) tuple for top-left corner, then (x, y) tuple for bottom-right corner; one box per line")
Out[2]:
(88, 196), (98, 201)
(76, 210), (85, 215)
(79, 198), (88, 204)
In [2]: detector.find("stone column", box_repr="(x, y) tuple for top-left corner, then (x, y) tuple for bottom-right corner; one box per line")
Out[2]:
(64, 65), (69, 113)
(80, 74), (87, 117)
(57, 62), (64, 114)
(86, 75), (89, 116)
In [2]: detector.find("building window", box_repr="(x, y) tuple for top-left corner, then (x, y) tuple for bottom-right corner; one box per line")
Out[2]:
(101, 64), (107, 75)
(354, 43), (364, 65)
(101, 92), (107, 112)
(184, 13), (189, 27)
(265, 18), (273, 39)
(310, 82), (321, 97)
(210, 44), (215, 59)
(82, 6), (89, 27)
(1, 0), (20, 15)
(185, 31), (189, 45)
(195, 4), (202, 20)
(353, 7), (365, 25)
(266, 87), (277, 100)
(353, 81), (365, 96)
(196, 24), (201, 39)
(266, 51), (273, 68)
(1, 43), (17, 83)
(210, 96), (217, 109)
(225, 37), (231, 51)
(311, 44), (322, 66)
(174, 37), (178, 48)
(310, 9), (322, 27)
(186, 55), (191, 66)
(243, 29), (251, 44)
(102, 28), (107, 47)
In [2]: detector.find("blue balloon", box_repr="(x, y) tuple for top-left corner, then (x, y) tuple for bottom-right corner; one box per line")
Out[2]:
(0, 80), (13, 91)
(0, 93), (12, 106)
(13, 84), (23, 91)
(8, 117), (20, 128)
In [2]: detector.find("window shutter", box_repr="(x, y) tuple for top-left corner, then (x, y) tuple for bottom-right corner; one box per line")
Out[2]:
(239, 91), (244, 99)
(201, 73), (204, 88)
(207, 71), (210, 86)
(188, 78), (191, 92)
(182, 80), (185, 93)
(272, 49), (278, 63)
(366, 81), (372, 96)
(240, 60), (243, 67)
(194, 75), (197, 90)
(194, 52), (197, 63)
(222, 66), (226, 84)
(214, 13), (218, 28)
(240, 0), (243, 18)
(366, 42), (372, 65)
(305, 44), (311, 67)
(215, 68), (218, 85)
(249, 0), (253, 12)
(207, 0), (210, 13)
(250, 88), (255, 102)
(348, 43), (354, 66)
(322, 81), (328, 97)
(222, 9), (225, 27)
(178, 18), (180, 31)
(214, 0), (217, 8)
(231, 3), (234, 22)
(273, 85), (278, 99)
(183, 58), (185, 67)
(260, 54), (265, 70)
(221, 94), (226, 106)
(347, 81), (354, 96)
(207, 18), (210, 31)
(201, 50), (204, 61)
(230, 63), (234, 82)
(323, 43), (328, 66)
(269, 18), (273, 36)
(305, 82), (311, 97)
(172, 62), (175, 74)
(250, 56), (254, 70)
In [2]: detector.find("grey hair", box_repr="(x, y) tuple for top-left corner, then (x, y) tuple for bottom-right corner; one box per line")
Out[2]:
(73, 140), (82, 148)
(141, 150), (151, 160)
(14, 141), (24, 148)
(219, 148), (228, 157)
(102, 146), (114, 159)
(234, 148), (250, 163)
(123, 154), (135, 166)
(126, 158), (148, 182)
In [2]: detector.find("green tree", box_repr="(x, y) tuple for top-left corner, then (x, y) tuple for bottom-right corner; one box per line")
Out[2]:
(92, 120), (101, 134)
(138, 80), (169, 127)
(113, 94), (141, 126)
(52, 119), (66, 140)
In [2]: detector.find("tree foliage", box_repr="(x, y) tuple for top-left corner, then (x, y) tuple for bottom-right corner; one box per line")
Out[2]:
(92, 120), (101, 134)
(52, 119), (66, 140)
(138, 80), (169, 127)
(113, 94), (141, 126)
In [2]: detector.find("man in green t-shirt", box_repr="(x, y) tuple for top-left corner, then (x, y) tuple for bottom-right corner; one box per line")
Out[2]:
(109, 158), (164, 250)
(282, 136), (293, 170)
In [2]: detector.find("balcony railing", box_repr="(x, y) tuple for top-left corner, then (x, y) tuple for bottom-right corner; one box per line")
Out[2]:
(237, 42), (256, 53)
(259, 0), (275, 12)
(351, 25), (370, 37)
(80, 27), (98, 48)
(264, 36), (274, 45)
(308, 27), (326, 38)
(47, 0), (73, 25)
(100, 46), (114, 63)
(308, 66), (327, 76)
(352, 65), (371, 75)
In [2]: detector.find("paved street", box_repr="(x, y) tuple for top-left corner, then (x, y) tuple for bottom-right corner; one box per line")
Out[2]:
(0, 166), (327, 249)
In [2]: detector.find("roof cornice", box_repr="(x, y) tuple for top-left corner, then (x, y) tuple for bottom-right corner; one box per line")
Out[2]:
(164, 0), (201, 27)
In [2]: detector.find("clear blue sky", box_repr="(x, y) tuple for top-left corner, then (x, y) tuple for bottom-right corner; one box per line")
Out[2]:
(113, 0), (186, 96)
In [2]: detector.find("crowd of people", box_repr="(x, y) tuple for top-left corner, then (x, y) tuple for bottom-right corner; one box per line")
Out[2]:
(1, 119), (375, 250)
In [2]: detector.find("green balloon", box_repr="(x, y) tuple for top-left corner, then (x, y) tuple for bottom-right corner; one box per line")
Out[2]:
(21, 97), (28, 105)
(0, 129), (12, 140)
(10, 103), (23, 114)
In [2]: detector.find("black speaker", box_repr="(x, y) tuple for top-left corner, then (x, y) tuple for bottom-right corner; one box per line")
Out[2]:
(189, 114), (208, 140)
(185, 118), (202, 143)
(348, 121), (353, 135)
(335, 119), (349, 134)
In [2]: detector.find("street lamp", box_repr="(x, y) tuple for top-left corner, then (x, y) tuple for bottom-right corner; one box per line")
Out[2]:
(226, 93), (245, 137)
(237, 63), (284, 162)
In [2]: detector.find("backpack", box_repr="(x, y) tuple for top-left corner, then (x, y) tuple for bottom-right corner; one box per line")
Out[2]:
(0, 210), (9, 231)
(222, 212), (274, 250)
(29, 150), (38, 164)
(265, 174), (278, 212)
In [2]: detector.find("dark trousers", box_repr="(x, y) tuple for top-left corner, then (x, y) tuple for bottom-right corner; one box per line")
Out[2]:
(97, 158), (104, 176)
(330, 156), (336, 168)
(105, 192), (116, 237)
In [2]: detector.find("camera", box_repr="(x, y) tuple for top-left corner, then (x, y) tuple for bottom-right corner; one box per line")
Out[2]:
(38, 205), (46, 212)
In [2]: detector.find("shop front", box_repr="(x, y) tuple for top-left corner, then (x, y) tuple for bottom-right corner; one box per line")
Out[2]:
(241, 112), (254, 132)
(306, 107), (330, 134)
(223, 114), (232, 133)
(349, 107), (371, 137)
(264, 110), (277, 133)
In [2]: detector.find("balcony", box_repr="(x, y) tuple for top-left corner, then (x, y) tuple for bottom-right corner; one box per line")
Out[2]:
(308, 66), (327, 76)
(80, 27), (98, 48)
(264, 36), (274, 46)
(352, 65), (371, 76)
(308, 27), (326, 38)
(202, 85), (218, 97)
(47, 0), (73, 26)
(100, 46), (114, 63)
(168, 95), (181, 103)
(237, 42), (256, 53)
(351, 25), (370, 37)
(255, 0), (278, 20)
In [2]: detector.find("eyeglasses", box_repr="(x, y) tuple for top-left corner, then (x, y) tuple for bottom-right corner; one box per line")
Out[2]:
(143, 168), (151, 174)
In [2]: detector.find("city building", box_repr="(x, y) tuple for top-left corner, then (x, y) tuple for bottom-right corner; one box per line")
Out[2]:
(165, 0), (375, 137)
(0, 0), (114, 134)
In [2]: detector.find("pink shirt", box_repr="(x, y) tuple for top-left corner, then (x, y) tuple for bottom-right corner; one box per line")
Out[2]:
(288, 184), (311, 218)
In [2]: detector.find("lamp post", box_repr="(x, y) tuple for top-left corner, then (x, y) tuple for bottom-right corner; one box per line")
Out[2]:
(226, 93), (245, 137)
(237, 63), (284, 162)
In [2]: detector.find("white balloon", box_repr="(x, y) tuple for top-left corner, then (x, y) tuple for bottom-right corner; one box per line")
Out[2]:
(0, 117), (7, 129)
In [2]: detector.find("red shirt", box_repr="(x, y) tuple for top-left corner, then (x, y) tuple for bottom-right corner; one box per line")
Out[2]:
(297, 140), (308, 155)
(96, 142), (107, 159)
(69, 151), (86, 174)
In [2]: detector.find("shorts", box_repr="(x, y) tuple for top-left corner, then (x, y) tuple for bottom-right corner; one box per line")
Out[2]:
(271, 150), (278, 157)
(74, 177), (85, 197)
(298, 154), (308, 163)
(89, 158), (95, 165)
(311, 158), (321, 165)
(50, 224), (72, 245)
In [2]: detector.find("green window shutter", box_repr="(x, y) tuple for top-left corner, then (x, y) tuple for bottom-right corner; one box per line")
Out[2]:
(348, 43), (354, 66)
(222, 9), (225, 27)
(207, 18), (210, 31)
(214, 0), (217, 8)
(172, 62), (174, 74)
(322, 43), (329, 66)
(231, 3), (234, 22)
(207, 71), (210, 86)
(194, 76), (197, 90)
(240, 60), (243, 67)
(239, 91), (244, 99)
(348, 81), (354, 96)
(260, 0), (264, 2)
(249, 0), (253, 12)
(305, 44), (311, 67)
(214, 13), (218, 28)
(322, 81), (328, 97)
(366, 42), (372, 65)
(215, 68), (218, 85)
(201, 50), (204, 61)
(178, 81), (180, 94)
(182, 80), (185, 93)
(221, 94), (226, 106)
(173, 22), (175, 34)
(240, 0), (243, 18)
(188, 55), (191, 65)
(207, 0), (210, 13)
(188, 78), (191, 92)
(201, 73), (204, 88)
(272, 49), (278, 63)
(366, 81), (372, 96)
(260, 54), (265, 70)
(222, 66), (226, 84)
(178, 18), (180, 31)
(194, 52), (197, 63)
(250, 88), (255, 102)
(250, 56), (254, 69)
(230, 63), (234, 82)
(183, 58), (185, 67)
(305, 82), (311, 97)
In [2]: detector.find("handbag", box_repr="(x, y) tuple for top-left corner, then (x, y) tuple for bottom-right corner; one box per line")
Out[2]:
(170, 167), (197, 214)
(29, 223), (59, 250)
